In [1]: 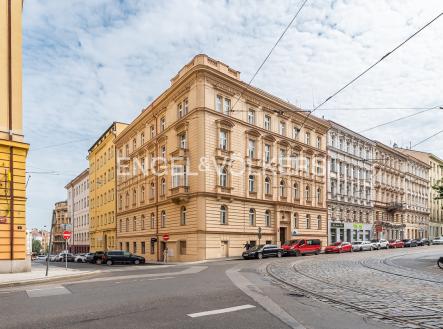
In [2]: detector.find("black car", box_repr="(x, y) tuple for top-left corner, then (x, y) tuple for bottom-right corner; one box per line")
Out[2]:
(242, 244), (283, 259)
(402, 239), (417, 247)
(416, 238), (430, 246)
(87, 251), (104, 264)
(102, 250), (146, 265)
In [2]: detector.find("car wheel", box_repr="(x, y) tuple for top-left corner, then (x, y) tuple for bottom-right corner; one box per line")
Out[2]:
(257, 253), (263, 259)
(134, 259), (140, 265)
(277, 251), (282, 258)
(315, 250), (320, 255)
(243, 256), (248, 260)
(106, 260), (113, 266)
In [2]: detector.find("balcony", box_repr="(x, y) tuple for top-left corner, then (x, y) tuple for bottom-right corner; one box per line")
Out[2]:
(170, 185), (190, 203)
(387, 202), (403, 212)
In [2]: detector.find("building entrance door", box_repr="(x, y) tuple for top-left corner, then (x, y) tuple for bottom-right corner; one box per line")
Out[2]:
(279, 227), (287, 245)
(221, 241), (228, 257)
(346, 229), (351, 242)
(160, 241), (166, 261)
(104, 235), (108, 251)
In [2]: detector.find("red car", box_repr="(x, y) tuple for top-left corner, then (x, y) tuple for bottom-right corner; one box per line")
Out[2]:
(281, 239), (322, 256)
(325, 241), (352, 253)
(388, 239), (404, 248)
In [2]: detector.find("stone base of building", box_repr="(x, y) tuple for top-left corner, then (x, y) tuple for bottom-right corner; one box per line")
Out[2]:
(0, 256), (31, 273)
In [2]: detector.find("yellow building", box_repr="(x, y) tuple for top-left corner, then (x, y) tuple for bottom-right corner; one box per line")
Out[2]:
(0, 0), (30, 273)
(115, 54), (329, 262)
(88, 122), (128, 252)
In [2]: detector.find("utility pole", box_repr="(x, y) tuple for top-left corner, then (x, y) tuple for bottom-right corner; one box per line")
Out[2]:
(45, 210), (55, 277)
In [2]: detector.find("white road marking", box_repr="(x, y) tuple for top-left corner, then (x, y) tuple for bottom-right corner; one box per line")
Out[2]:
(187, 304), (256, 318)
(146, 276), (175, 281)
(26, 286), (71, 298)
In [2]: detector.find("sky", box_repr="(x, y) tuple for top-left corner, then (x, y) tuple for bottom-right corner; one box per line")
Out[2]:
(22, 0), (443, 229)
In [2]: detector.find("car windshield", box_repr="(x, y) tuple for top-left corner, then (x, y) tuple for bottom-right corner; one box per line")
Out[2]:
(249, 244), (264, 251)
(352, 242), (362, 245)
(282, 240), (299, 246)
(371, 240), (378, 243)
(331, 242), (341, 246)
(389, 240), (396, 242)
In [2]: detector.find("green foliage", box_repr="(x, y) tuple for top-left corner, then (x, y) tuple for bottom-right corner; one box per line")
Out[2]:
(32, 239), (42, 253)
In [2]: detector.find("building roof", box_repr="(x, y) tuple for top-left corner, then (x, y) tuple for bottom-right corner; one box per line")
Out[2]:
(88, 121), (128, 153)
(64, 168), (89, 189)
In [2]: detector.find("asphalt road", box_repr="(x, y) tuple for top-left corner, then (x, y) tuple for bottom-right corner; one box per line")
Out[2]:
(1, 246), (442, 329)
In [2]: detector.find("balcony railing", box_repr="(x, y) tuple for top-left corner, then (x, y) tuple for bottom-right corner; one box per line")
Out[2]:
(387, 202), (403, 212)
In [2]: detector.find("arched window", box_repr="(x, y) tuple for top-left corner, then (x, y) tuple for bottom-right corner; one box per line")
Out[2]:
(265, 210), (271, 227)
(161, 178), (166, 196)
(248, 175), (255, 193)
(264, 176), (271, 195)
(220, 205), (227, 224)
(141, 215), (145, 230)
(126, 218), (129, 232)
(180, 206), (187, 225)
(119, 219), (122, 232)
(306, 215), (311, 229)
(133, 217), (137, 231)
(293, 213), (298, 228)
(119, 195), (123, 209)
(125, 192), (129, 207)
(279, 180), (285, 197)
(316, 187), (321, 203)
(249, 208), (256, 226)
(140, 185), (145, 202)
(150, 213), (155, 229)
(305, 185), (311, 201)
(220, 167), (228, 187)
(293, 183), (299, 199)
(161, 210), (166, 228)
(317, 215), (322, 230)
(133, 189), (137, 205)
(150, 182), (155, 197)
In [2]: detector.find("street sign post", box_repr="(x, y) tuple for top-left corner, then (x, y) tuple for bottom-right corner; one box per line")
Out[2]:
(162, 233), (169, 241)
(63, 231), (71, 270)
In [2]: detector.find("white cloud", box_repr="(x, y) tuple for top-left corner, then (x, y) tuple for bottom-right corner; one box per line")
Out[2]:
(22, 0), (443, 228)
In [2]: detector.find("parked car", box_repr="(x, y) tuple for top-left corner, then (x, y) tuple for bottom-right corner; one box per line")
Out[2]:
(57, 253), (75, 262)
(281, 239), (321, 256)
(351, 241), (373, 251)
(388, 240), (404, 248)
(102, 250), (146, 265)
(36, 255), (47, 261)
(378, 239), (389, 249)
(416, 238), (430, 246)
(370, 240), (381, 250)
(49, 254), (58, 262)
(432, 237), (443, 245)
(74, 254), (87, 263)
(242, 244), (283, 259)
(402, 239), (417, 247)
(325, 241), (352, 253)
(86, 251), (104, 264)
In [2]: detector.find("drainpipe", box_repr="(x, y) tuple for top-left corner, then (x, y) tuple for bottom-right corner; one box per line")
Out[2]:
(154, 112), (160, 261)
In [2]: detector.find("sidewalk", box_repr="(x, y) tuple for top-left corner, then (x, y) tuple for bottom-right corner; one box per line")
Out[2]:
(0, 262), (100, 288)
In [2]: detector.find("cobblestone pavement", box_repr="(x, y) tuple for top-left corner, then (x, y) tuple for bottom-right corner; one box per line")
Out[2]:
(265, 246), (443, 329)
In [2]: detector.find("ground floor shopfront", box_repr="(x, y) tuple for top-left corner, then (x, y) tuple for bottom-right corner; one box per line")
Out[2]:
(328, 221), (374, 244)
(430, 223), (443, 239)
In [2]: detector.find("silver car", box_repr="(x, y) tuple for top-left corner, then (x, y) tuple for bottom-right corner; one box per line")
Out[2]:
(432, 237), (443, 245)
(352, 241), (373, 251)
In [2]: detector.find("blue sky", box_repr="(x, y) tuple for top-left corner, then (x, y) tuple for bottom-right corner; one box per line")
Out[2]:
(23, 0), (443, 229)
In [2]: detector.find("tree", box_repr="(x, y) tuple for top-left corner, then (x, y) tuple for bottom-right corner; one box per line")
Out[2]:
(32, 240), (42, 253)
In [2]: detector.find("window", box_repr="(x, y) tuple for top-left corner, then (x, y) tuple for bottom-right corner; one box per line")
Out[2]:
(279, 121), (286, 136)
(264, 177), (271, 195)
(179, 133), (187, 149)
(293, 183), (299, 199)
(150, 125), (155, 138)
(126, 218), (129, 232)
(248, 109), (256, 124)
(141, 215), (145, 230)
(265, 210), (271, 227)
(160, 117), (166, 132)
(141, 157), (145, 172)
(305, 157), (311, 173)
(264, 115), (271, 130)
(219, 167), (228, 187)
(133, 189), (137, 205)
(133, 138), (137, 151)
(179, 241), (187, 255)
(305, 132), (311, 145)
(223, 97), (231, 115)
(141, 242), (146, 254)
(150, 182), (155, 198)
(279, 180), (286, 197)
(160, 178), (166, 196)
(249, 208), (256, 226)
(216, 95), (223, 112)
(133, 217), (137, 231)
(119, 219), (122, 232)
(293, 213), (298, 228)
(133, 242), (137, 253)
(184, 99), (189, 115)
(279, 148), (286, 166)
(264, 144), (271, 163)
(177, 102), (183, 118)
(219, 130), (228, 150)
(293, 127), (300, 139)
(248, 175), (255, 193)
(305, 185), (311, 201)
(141, 132), (145, 145)
(316, 187), (322, 203)
(161, 145), (166, 159)
(306, 215), (311, 229)
(119, 195), (123, 209)
(220, 205), (227, 224)
(180, 206), (187, 225)
(125, 192), (129, 207)
(331, 158), (336, 172)
(316, 136), (321, 149)
(172, 166), (181, 188)
(248, 139), (256, 158)
(150, 213), (155, 229)
(161, 211), (166, 228)
(316, 160), (322, 175)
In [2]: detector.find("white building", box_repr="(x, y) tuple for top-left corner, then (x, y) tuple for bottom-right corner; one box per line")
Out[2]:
(327, 121), (375, 243)
(65, 169), (90, 253)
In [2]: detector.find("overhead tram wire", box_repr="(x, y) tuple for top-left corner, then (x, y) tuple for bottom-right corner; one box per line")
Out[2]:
(359, 105), (442, 133)
(411, 129), (443, 149)
(298, 11), (443, 131)
(230, 0), (309, 113)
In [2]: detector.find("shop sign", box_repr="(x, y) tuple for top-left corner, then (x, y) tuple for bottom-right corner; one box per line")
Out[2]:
(330, 222), (344, 229)
(353, 223), (363, 230)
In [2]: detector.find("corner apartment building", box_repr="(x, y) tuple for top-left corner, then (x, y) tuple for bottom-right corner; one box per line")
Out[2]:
(0, 0), (30, 273)
(327, 121), (374, 243)
(88, 122), (128, 252)
(397, 149), (441, 238)
(52, 201), (68, 254)
(65, 169), (90, 253)
(115, 54), (329, 262)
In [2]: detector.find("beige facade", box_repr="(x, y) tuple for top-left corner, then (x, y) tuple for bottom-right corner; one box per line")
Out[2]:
(65, 169), (89, 253)
(88, 122), (128, 252)
(398, 149), (442, 238)
(52, 201), (68, 254)
(115, 54), (329, 262)
(0, 0), (30, 273)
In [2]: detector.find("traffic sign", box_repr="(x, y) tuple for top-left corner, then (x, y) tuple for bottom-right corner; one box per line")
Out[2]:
(63, 231), (71, 240)
(162, 233), (169, 241)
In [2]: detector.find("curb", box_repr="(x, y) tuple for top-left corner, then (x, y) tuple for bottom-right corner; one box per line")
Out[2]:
(0, 270), (102, 289)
